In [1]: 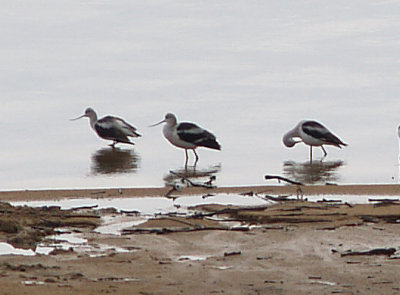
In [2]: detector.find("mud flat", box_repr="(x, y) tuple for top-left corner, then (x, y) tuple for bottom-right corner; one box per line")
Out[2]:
(0, 184), (399, 294)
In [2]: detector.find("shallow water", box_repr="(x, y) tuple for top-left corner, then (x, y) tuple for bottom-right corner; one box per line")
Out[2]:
(6, 193), (392, 256)
(9, 193), (388, 215)
(1, 1), (400, 189)
(7, 193), (272, 256)
(10, 194), (270, 213)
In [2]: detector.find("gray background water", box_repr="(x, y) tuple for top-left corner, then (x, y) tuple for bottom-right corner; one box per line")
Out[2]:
(1, 1), (400, 189)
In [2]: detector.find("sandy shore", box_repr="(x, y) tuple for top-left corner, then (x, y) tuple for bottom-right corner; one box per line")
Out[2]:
(0, 184), (399, 295)
(2, 183), (400, 201)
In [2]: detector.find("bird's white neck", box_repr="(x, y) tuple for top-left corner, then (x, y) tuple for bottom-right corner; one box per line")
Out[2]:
(163, 117), (177, 131)
(163, 122), (174, 137)
(167, 117), (177, 127)
(282, 127), (300, 148)
(87, 112), (98, 129)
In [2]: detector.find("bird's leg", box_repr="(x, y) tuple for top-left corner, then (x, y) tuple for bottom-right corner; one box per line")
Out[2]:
(321, 146), (328, 157)
(193, 149), (199, 167)
(309, 146), (313, 163)
(184, 149), (189, 169)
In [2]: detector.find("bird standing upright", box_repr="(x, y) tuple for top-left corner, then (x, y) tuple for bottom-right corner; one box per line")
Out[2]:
(71, 107), (141, 148)
(151, 113), (221, 167)
(282, 120), (347, 161)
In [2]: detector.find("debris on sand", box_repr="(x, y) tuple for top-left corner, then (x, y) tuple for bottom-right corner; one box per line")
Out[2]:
(189, 201), (400, 229)
(121, 216), (249, 235)
(340, 248), (397, 257)
(0, 202), (100, 249)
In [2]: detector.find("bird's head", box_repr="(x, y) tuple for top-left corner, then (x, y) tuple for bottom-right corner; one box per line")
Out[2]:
(282, 131), (301, 148)
(70, 107), (97, 122)
(149, 113), (177, 127)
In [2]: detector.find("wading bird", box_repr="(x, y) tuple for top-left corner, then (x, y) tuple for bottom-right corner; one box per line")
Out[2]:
(150, 113), (221, 166)
(282, 120), (347, 161)
(71, 107), (141, 148)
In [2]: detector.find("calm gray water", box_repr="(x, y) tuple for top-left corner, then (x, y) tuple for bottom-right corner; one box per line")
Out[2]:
(1, 1), (400, 190)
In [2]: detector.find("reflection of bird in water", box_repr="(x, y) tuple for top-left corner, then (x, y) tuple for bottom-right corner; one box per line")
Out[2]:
(71, 107), (141, 148)
(283, 160), (344, 184)
(283, 120), (347, 161)
(164, 165), (221, 186)
(163, 165), (221, 196)
(91, 147), (140, 175)
(151, 113), (221, 167)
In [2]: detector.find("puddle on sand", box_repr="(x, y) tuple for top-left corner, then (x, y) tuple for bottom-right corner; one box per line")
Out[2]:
(22, 280), (45, 286)
(49, 232), (87, 244)
(214, 266), (233, 270)
(0, 242), (35, 256)
(177, 255), (210, 262)
(309, 280), (337, 286)
(36, 230), (133, 257)
(95, 216), (148, 235)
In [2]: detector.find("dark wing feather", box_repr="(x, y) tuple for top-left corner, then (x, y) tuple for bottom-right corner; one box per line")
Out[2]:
(113, 117), (141, 137)
(177, 123), (221, 150)
(95, 117), (133, 144)
(302, 121), (346, 147)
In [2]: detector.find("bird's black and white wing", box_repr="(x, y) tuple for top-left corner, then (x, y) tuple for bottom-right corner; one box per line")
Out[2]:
(177, 123), (221, 150)
(95, 116), (136, 144)
(302, 121), (346, 147)
(113, 117), (141, 137)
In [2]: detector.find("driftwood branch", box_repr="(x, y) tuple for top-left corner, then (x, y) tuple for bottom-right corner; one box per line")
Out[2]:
(368, 198), (400, 202)
(264, 175), (304, 200)
(340, 248), (396, 257)
(169, 171), (216, 189)
(164, 171), (217, 198)
(165, 187), (179, 199)
(263, 195), (295, 202)
(264, 175), (303, 185)
(191, 205), (271, 219)
(70, 205), (99, 211)
(121, 226), (249, 235)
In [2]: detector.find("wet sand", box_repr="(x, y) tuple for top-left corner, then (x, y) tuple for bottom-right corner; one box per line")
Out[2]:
(0, 184), (400, 295)
(2, 183), (400, 201)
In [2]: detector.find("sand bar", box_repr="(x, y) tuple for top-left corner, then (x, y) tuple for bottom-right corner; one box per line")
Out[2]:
(1, 183), (400, 201)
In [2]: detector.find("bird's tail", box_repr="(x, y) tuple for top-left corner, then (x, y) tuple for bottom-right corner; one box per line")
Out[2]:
(200, 139), (221, 150)
(130, 130), (141, 138)
(117, 139), (135, 145)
